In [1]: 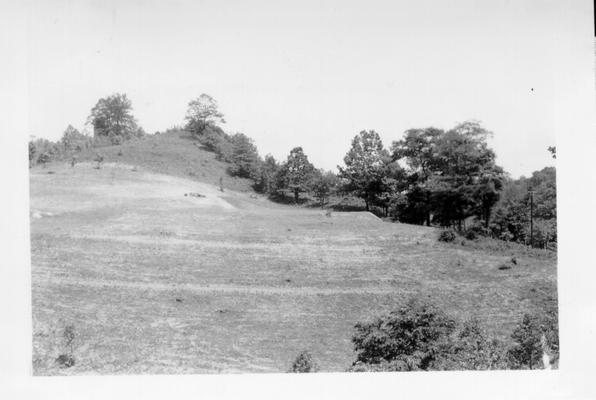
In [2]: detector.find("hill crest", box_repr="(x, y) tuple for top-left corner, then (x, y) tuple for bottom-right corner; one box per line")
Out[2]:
(51, 130), (255, 193)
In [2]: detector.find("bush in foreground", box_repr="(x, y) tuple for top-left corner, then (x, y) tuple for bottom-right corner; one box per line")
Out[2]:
(55, 324), (76, 369)
(289, 350), (318, 373)
(445, 317), (508, 370)
(507, 309), (559, 369)
(351, 298), (456, 371)
(349, 297), (558, 371)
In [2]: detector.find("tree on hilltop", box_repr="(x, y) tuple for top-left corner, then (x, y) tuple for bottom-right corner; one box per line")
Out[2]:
(60, 125), (91, 152)
(185, 94), (226, 136)
(87, 93), (142, 143)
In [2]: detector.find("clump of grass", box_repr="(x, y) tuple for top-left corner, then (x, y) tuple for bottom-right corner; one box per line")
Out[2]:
(289, 350), (318, 373)
(55, 354), (75, 368)
(498, 256), (518, 270)
(438, 230), (457, 243)
(465, 230), (478, 240)
(93, 153), (104, 169)
(55, 324), (76, 368)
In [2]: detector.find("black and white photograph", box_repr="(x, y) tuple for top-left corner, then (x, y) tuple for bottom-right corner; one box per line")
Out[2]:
(1, 0), (596, 398)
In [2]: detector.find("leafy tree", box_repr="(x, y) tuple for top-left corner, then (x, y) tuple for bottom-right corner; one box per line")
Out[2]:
(277, 147), (315, 202)
(430, 122), (504, 229)
(374, 160), (407, 217)
(185, 94), (225, 136)
(60, 125), (90, 152)
(490, 198), (529, 242)
(392, 121), (504, 229)
(228, 133), (260, 178)
(391, 127), (442, 225)
(338, 130), (391, 211)
(490, 166), (556, 248)
(528, 167), (556, 220)
(311, 170), (338, 207)
(31, 138), (61, 160)
(351, 297), (456, 371)
(199, 126), (232, 157)
(87, 93), (142, 143)
(393, 186), (428, 224)
(254, 154), (280, 194)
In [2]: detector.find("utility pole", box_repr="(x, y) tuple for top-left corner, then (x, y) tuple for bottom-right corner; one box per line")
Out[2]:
(529, 189), (534, 248)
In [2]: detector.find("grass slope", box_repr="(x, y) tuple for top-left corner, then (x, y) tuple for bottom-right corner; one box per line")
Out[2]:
(30, 163), (557, 374)
(69, 130), (254, 193)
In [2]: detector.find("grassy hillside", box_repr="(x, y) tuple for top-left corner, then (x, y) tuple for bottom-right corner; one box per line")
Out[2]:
(66, 130), (255, 193)
(30, 162), (557, 374)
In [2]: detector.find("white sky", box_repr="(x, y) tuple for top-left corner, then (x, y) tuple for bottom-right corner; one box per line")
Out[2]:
(26, 0), (584, 178)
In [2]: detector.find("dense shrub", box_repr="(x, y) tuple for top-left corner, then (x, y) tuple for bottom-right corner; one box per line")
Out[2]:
(37, 152), (51, 167)
(445, 318), (507, 370)
(393, 186), (430, 225)
(253, 154), (280, 194)
(311, 170), (338, 207)
(438, 230), (457, 243)
(507, 314), (544, 369)
(349, 298), (557, 371)
(490, 167), (556, 249)
(351, 297), (456, 371)
(464, 230), (478, 240)
(542, 305), (559, 366)
(60, 125), (92, 152)
(289, 350), (318, 373)
(507, 308), (559, 369)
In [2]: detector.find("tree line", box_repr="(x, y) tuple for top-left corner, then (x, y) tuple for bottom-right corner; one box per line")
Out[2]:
(29, 92), (556, 248)
(183, 94), (556, 248)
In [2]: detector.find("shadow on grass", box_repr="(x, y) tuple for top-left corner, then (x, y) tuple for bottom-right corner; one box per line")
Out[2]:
(266, 192), (310, 206)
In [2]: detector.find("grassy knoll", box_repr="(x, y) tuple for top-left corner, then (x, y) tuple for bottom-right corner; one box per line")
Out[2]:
(68, 130), (254, 193)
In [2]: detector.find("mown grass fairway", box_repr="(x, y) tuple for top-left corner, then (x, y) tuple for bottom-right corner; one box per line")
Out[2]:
(30, 163), (557, 374)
